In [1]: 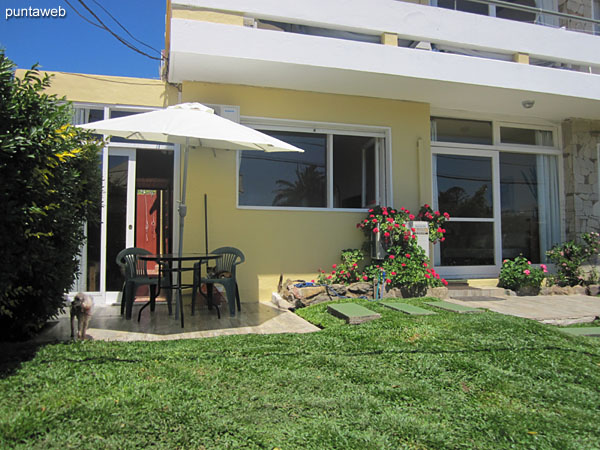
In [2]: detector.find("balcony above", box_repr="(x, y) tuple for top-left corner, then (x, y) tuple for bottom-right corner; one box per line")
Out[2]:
(168, 0), (600, 121)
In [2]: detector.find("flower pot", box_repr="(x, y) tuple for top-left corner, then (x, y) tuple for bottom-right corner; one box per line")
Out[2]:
(516, 285), (540, 296)
(400, 284), (428, 298)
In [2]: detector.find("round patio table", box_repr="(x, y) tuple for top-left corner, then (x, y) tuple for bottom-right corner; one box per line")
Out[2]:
(138, 253), (222, 328)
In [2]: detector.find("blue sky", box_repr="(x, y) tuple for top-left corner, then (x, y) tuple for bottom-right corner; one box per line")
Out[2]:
(1, 0), (165, 79)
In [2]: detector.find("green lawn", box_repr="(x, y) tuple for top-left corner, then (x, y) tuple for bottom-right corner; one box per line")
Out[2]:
(1, 298), (599, 449)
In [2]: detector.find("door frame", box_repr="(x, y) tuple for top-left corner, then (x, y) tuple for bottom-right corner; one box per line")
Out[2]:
(432, 146), (502, 278)
(103, 147), (137, 305)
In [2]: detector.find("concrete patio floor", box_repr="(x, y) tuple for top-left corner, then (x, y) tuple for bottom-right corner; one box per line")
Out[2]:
(32, 297), (319, 343)
(446, 293), (600, 325)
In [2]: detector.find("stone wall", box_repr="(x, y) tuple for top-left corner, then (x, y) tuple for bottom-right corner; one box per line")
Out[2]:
(562, 119), (600, 239)
(558, 0), (596, 34)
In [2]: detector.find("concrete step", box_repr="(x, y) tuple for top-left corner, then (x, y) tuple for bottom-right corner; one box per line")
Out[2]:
(448, 286), (509, 298)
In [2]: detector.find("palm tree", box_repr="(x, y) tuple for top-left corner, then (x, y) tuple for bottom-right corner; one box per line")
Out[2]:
(272, 164), (326, 207)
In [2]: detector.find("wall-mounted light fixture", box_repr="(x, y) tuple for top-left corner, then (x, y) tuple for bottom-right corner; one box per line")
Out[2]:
(522, 100), (535, 109)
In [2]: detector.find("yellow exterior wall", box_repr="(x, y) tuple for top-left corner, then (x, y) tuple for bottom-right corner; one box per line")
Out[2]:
(33, 70), (431, 302)
(171, 7), (244, 26)
(17, 70), (177, 107)
(180, 82), (430, 301)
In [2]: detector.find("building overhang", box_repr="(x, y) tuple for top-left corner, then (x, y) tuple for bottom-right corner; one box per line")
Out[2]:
(168, 18), (600, 122)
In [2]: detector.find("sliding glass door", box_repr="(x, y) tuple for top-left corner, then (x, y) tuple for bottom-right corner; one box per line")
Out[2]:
(433, 149), (500, 277)
(433, 147), (560, 278)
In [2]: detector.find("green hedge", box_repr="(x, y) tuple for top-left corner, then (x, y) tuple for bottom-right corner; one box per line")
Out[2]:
(0, 52), (102, 340)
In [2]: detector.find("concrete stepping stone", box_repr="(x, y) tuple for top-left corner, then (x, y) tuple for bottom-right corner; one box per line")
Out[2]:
(558, 327), (600, 337)
(327, 303), (381, 324)
(381, 301), (436, 315)
(424, 300), (483, 314)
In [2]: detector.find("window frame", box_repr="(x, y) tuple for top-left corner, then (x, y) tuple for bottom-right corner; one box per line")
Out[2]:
(430, 112), (565, 277)
(237, 116), (392, 212)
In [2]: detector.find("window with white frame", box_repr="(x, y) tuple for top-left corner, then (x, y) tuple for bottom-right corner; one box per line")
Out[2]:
(431, 117), (561, 270)
(238, 125), (388, 209)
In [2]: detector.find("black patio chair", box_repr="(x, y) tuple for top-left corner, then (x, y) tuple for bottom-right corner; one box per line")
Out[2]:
(115, 247), (171, 320)
(192, 247), (245, 317)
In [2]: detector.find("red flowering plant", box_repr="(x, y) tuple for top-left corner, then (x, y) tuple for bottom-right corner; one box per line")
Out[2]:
(498, 255), (546, 293)
(356, 205), (417, 251)
(313, 204), (451, 295)
(317, 249), (365, 285)
(375, 239), (448, 292)
(417, 204), (450, 244)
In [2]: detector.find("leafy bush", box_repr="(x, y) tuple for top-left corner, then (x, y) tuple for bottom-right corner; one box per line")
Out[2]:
(498, 256), (547, 292)
(377, 240), (448, 290)
(546, 232), (600, 286)
(315, 204), (447, 293)
(0, 52), (102, 340)
(317, 249), (365, 284)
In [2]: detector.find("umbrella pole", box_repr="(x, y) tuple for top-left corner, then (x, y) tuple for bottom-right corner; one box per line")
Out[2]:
(175, 139), (190, 327)
(204, 194), (208, 254)
(178, 139), (189, 257)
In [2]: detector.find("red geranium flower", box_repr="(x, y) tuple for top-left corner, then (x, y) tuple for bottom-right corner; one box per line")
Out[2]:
(409, 214), (415, 220)
(405, 253), (411, 258)
(389, 254), (395, 259)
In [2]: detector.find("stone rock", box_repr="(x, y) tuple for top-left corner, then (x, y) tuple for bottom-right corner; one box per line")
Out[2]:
(347, 282), (373, 297)
(271, 292), (296, 310)
(304, 293), (334, 306)
(570, 285), (588, 295)
(382, 287), (404, 299)
(292, 285), (327, 300)
(328, 284), (348, 296)
(540, 285), (571, 295)
(427, 287), (449, 299)
(586, 284), (600, 296)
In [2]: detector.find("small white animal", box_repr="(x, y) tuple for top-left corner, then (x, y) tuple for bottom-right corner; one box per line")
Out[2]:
(70, 293), (94, 341)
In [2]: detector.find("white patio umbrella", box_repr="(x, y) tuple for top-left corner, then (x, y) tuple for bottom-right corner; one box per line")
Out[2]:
(78, 103), (303, 256)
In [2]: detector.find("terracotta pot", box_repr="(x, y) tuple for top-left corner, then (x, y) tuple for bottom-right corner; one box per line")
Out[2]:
(516, 285), (540, 296)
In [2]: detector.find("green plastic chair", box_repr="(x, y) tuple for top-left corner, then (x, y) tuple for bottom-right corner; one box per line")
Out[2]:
(115, 247), (171, 320)
(192, 247), (245, 317)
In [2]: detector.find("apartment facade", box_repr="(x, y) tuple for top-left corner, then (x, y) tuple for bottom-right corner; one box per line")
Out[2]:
(50, 0), (600, 303)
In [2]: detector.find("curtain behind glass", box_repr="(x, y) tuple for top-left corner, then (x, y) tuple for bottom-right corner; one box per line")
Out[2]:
(536, 0), (559, 27)
(536, 155), (561, 261)
(72, 107), (90, 125)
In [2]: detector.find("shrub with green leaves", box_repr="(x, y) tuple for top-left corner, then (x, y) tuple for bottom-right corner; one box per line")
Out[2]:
(498, 256), (547, 292)
(0, 52), (102, 340)
(377, 239), (447, 290)
(546, 232), (600, 286)
(317, 249), (365, 284)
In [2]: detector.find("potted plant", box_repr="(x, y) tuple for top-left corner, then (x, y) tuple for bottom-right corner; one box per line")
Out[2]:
(498, 256), (547, 296)
(357, 205), (410, 260)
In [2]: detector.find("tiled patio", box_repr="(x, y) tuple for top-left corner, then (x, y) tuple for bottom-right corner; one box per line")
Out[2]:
(32, 297), (319, 343)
